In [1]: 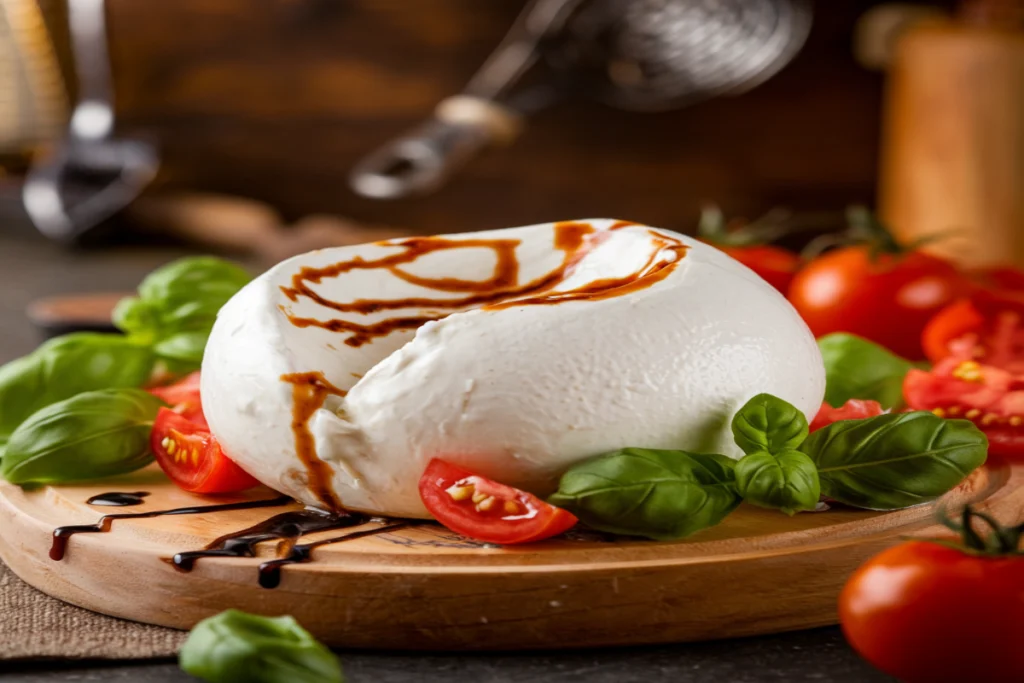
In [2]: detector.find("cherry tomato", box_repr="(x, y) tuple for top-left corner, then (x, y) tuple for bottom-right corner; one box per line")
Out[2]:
(922, 290), (1024, 373)
(788, 247), (967, 359)
(418, 459), (577, 544)
(710, 243), (801, 293)
(809, 399), (884, 432)
(151, 408), (259, 493)
(148, 371), (207, 428)
(840, 539), (1024, 683)
(904, 357), (1024, 459)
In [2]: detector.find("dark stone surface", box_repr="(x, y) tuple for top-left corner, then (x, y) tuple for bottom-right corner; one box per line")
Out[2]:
(0, 234), (893, 682)
(5, 627), (893, 682)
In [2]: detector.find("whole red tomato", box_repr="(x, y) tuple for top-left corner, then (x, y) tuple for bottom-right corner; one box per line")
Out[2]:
(840, 508), (1024, 683)
(696, 205), (801, 294)
(711, 244), (800, 294)
(789, 247), (967, 359)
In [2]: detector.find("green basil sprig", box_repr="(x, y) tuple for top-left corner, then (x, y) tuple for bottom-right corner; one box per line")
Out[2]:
(0, 334), (155, 457)
(818, 333), (915, 410)
(179, 609), (343, 683)
(800, 411), (988, 510)
(548, 448), (740, 540)
(113, 256), (251, 372)
(0, 388), (165, 484)
(730, 394), (820, 514)
(734, 449), (820, 515)
(732, 392), (809, 455)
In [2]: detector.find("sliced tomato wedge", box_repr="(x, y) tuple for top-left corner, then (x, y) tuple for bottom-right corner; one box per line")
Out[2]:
(151, 408), (260, 493)
(904, 357), (1024, 459)
(418, 459), (577, 544)
(148, 371), (207, 428)
(810, 399), (885, 432)
(922, 266), (1024, 370)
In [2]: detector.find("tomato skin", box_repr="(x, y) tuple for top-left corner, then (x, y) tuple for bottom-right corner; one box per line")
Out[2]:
(148, 372), (207, 428)
(419, 459), (577, 545)
(904, 358), (1024, 459)
(151, 408), (259, 494)
(809, 399), (884, 432)
(921, 299), (985, 364)
(840, 540), (1024, 683)
(788, 247), (966, 359)
(711, 244), (801, 293)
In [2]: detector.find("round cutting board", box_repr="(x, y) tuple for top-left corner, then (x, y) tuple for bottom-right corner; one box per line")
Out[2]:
(1, 461), (1022, 651)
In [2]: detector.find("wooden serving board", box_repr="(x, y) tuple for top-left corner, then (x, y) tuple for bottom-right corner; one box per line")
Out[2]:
(1, 461), (1022, 651)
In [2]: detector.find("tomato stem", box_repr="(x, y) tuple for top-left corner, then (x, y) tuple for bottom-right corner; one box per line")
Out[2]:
(799, 206), (954, 262)
(697, 205), (803, 248)
(938, 504), (1024, 555)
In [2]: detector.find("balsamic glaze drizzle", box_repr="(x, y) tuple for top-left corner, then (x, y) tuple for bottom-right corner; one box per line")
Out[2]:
(86, 491), (150, 507)
(49, 496), (292, 561)
(170, 508), (371, 572)
(54, 493), (425, 587)
(257, 521), (415, 589)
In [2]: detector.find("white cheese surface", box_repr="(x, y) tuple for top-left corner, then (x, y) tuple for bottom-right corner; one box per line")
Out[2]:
(202, 219), (825, 517)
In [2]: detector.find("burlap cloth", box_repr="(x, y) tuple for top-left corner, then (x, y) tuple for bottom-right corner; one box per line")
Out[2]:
(0, 559), (185, 660)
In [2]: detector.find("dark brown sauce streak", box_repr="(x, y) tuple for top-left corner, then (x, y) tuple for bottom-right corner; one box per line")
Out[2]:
(279, 371), (348, 511)
(49, 496), (291, 561)
(279, 222), (597, 347)
(257, 521), (415, 589)
(86, 491), (150, 507)
(276, 222), (684, 512)
(169, 508), (371, 572)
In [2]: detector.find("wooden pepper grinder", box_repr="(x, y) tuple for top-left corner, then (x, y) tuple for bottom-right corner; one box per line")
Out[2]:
(879, 0), (1024, 269)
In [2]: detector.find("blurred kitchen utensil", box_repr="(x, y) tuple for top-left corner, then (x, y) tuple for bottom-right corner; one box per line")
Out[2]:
(0, 0), (66, 155)
(22, 0), (157, 243)
(127, 192), (409, 264)
(26, 290), (124, 337)
(350, 0), (812, 199)
(879, 0), (1024, 269)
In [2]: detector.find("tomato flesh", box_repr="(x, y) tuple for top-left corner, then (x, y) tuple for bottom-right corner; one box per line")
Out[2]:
(418, 459), (577, 544)
(840, 540), (1024, 683)
(788, 246), (966, 359)
(151, 408), (259, 493)
(148, 371), (207, 428)
(922, 291), (1024, 373)
(710, 243), (801, 294)
(809, 399), (885, 432)
(904, 357), (1024, 458)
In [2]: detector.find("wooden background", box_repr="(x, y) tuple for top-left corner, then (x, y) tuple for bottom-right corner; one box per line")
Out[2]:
(58, 1), (945, 234)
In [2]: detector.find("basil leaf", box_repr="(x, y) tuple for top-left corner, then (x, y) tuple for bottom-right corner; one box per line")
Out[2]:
(153, 330), (209, 370)
(548, 448), (741, 540)
(800, 411), (988, 510)
(179, 609), (343, 683)
(134, 256), (250, 333)
(111, 296), (162, 340)
(818, 333), (915, 410)
(0, 334), (155, 455)
(116, 256), (250, 340)
(735, 449), (820, 516)
(1, 388), (164, 485)
(732, 393), (809, 455)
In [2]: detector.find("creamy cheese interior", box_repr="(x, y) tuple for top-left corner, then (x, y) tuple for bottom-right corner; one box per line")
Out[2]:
(202, 219), (825, 517)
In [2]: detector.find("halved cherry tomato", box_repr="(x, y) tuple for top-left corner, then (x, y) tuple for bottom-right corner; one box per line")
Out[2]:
(711, 244), (801, 294)
(148, 371), (207, 428)
(904, 357), (1024, 459)
(151, 408), (259, 493)
(922, 290), (1024, 372)
(418, 459), (577, 544)
(788, 246), (967, 359)
(809, 399), (885, 432)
